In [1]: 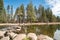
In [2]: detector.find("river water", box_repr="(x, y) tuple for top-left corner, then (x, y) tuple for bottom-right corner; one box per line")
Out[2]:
(0, 25), (60, 40)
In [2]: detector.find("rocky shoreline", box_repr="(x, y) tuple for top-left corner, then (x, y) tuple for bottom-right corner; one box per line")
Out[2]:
(0, 26), (53, 40)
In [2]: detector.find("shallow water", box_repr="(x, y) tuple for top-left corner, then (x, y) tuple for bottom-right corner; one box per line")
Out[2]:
(0, 25), (60, 39)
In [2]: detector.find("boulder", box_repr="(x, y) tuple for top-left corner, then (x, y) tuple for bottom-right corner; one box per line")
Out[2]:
(8, 32), (17, 39)
(13, 34), (26, 40)
(0, 31), (6, 38)
(27, 33), (37, 40)
(0, 36), (9, 40)
(37, 34), (53, 40)
(12, 27), (21, 34)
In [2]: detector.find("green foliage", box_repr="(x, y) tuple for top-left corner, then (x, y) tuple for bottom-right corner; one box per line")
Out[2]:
(26, 2), (36, 22)
(23, 37), (31, 40)
(0, 0), (7, 23)
(38, 5), (48, 22)
(14, 4), (25, 23)
(45, 8), (57, 22)
(0, 0), (59, 23)
(56, 16), (60, 22)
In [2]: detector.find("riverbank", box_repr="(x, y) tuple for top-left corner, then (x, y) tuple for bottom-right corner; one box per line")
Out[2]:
(0, 22), (60, 26)
(0, 30), (53, 40)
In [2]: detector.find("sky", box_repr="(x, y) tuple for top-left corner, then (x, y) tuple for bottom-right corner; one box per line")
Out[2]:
(4, 0), (60, 16)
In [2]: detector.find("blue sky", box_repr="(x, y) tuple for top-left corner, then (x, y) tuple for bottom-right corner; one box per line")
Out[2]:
(4, 0), (60, 16)
(4, 0), (48, 14)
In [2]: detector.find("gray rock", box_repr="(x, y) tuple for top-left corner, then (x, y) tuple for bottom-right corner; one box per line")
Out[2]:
(37, 34), (53, 40)
(0, 36), (9, 40)
(0, 31), (6, 37)
(13, 34), (26, 40)
(8, 32), (17, 39)
(27, 33), (37, 40)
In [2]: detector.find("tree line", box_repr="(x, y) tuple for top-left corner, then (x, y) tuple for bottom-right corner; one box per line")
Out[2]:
(0, 0), (60, 23)
(14, 2), (60, 23)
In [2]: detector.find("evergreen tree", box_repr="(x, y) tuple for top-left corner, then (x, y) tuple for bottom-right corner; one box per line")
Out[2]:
(37, 5), (43, 22)
(34, 6), (38, 22)
(11, 5), (13, 19)
(42, 7), (47, 22)
(26, 2), (36, 22)
(14, 4), (25, 23)
(57, 16), (60, 22)
(38, 5), (47, 22)
(19, 4), (25, 23)
(46, 8), (56, 22)
(7, 5), (10, 22)
(0, 0), (7, 23)
(10, 5), (14, 23)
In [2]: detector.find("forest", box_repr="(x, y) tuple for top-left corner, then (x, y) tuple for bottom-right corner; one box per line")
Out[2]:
(0, 0), (60, 23)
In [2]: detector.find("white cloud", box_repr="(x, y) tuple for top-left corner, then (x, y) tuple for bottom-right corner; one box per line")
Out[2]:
(45, 0), (60, 16)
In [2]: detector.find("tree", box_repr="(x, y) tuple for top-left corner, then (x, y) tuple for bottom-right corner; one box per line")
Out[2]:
(0, 0), (7, 23)
(10, 5), (14, 23)
(14, 4), (25, 23)
(14, 7), (19, 23)
(26, 2), (36, 22)
(11, 5), (13, 20)
(38, 5), (47, 22)
(41, 6), (48, 22)
(0, 0), (3, 22)
(37, 5), (42, 22)
(34, 6), (37, 15)
(34, 6), (38, 22)
(46, 8), (56, 22)
(2, 8), (7, 22)
(19, 4), (25, 23)
(56, 16), (60, 22)
(7, 5), (10, 22)
(7, 5), (10, 14)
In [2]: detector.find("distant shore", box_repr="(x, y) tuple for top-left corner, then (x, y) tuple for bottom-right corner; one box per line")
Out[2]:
(0, 22), (60, 26)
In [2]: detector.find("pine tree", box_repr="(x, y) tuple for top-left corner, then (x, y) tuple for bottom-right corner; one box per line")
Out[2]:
(14, 7), (19, 22)
(14, 4), (25, 23)
(38, 5), (47, 22)
(46, 8), (56, 22)
(7, 5), (10, 22)
(26, 2), (36, 22)
(19, 4), (25, 23)
(34, 6), (38, 22)
(0, 0), (7, 23)
(11, 5), (13, 19)
(41, 6), (47, 22)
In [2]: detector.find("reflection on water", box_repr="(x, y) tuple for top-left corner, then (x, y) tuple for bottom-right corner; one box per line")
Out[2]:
(24, 25), (57, 37)
(0, 25), (60, 39)
(54, 29), (60, 40)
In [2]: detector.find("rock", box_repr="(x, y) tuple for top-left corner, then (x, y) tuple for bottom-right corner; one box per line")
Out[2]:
(0, 36), (9, 40)
(37, 34), (53, 40)
(0, 31), (6, 37)
(12, 27), (21, 34)
(27, 33), (37, 40)
(13, 34), (26, 40)
(8, 32), (17, 39)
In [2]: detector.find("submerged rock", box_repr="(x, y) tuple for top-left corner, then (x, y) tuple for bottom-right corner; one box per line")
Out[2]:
(37, 34), (53, 40)
(27, 33), (37, 40)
